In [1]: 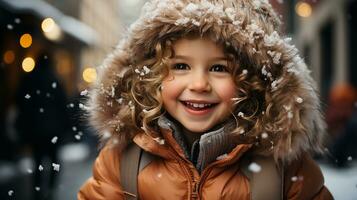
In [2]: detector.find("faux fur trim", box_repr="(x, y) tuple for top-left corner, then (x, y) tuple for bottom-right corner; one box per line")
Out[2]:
(87, 0), (326, 162)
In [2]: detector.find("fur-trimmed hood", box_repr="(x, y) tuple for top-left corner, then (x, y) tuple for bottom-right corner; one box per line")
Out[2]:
(87, 0), (326, 162)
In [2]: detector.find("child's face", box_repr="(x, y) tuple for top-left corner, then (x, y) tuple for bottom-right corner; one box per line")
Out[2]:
(161, 37), (237, 134)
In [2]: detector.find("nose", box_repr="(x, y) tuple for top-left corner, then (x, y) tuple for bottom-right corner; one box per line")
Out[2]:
(188, 71), (211, 92)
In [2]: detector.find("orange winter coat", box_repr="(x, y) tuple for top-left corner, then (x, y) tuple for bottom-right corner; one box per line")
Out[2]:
(78, 128), (333, 200)
(78, 0), (334, 199)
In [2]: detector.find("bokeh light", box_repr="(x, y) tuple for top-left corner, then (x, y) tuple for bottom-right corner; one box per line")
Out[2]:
(82, 67), (97, 83)
(41, 18), (55, 33)
(22, 57), (35, 72)
(19, 33), (32, 48)
(296, 2), (312, 18)
(3, 50), (15, 64)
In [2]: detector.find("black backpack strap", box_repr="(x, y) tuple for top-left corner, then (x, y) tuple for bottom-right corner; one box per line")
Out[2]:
(241, 155), (284, 200)
(120, 143), (156, 200)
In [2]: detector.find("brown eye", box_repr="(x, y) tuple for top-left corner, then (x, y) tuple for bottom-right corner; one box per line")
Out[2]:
(172, 63), (189, 70)
(210, 64), (228, 72)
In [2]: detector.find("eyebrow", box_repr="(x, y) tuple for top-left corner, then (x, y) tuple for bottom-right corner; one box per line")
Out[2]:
(173, 55), (228, 61)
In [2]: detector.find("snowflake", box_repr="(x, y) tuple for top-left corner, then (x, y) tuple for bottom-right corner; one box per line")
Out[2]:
(80, 89), (88, 96)
(238, 112), (244, 117)
(79, 103), (89, 110)
(39, 108), (44, 113)
(8, 190), (14, 196)
(52, 163), (60, 172)
(51, 136), (58, 144)
(102, 131), (112, 139)
(264, 31), (281, 47)
(68, 103), (74, 108)
(291, 176), (303, 181)
(14, 18), (21, 24)
(72, 126), (77, 131)
(191, 19), (200, 26)
(248, 162), (261, 173)
(175, 17), (190, 26)
(216, 153), (228, 161)
(27, 169), (33, 174)
(287, 111), (293, 119)
(153, 137), (165, 145)
(36, 90), (41, 95)
(74, 134), (81, 140)
(35, 187), (40, 191)
(225, 7), (236, 21)
(52, 82), (57, 89)
(271, 77), (283, 91)
(347, 156), (353, 161)
(25, 94), (31, 99)
(291, 176), (298, 182)
(261, 132), (268, 139)
(116, 98), (123, 104)
(7, 24), (13, 30)
(296, 97), (303, 104)
(242, 69), (248, 75)
(38, 165), (44, 171)
(143, 65), (150, 74)
(184, 3), (199, 13)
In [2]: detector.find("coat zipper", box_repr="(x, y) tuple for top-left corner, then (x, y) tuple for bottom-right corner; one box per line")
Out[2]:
(171, 151), (200, 199)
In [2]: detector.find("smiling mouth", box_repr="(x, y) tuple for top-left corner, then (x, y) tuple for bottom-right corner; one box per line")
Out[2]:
(180, 101), (218, 111)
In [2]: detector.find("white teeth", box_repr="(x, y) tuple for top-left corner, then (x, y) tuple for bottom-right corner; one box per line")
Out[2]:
(186, 102), (212, 108)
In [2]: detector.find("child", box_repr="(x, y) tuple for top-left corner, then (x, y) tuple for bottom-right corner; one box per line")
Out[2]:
(78, 0), (333, 199)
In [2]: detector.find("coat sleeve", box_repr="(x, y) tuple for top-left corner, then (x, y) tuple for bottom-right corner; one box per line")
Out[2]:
(78, 146), (125, 200)
(284, 153), (334, 200)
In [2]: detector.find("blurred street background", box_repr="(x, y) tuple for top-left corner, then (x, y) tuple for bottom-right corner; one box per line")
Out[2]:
(0, 0), (356, 199)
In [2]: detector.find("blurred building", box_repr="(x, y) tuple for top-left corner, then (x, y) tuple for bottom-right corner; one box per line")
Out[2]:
(292, 0), (357, 103)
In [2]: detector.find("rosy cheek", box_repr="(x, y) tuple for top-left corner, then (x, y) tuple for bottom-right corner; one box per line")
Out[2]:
(217, 81), (237, 102)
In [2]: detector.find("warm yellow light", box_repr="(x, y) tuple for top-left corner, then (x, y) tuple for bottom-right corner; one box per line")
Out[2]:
(3, 50), (15, 64)
(22, 57), (35, 72)
(83, 67), (97, 83)
(296, 2), (312, 18)
(41, 18), (62, 41)
(41, 18), (55, 33)
(19, 33), (32, 48)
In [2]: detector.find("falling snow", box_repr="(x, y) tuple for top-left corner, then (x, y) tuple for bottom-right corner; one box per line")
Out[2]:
(296, 97), (303, 104)
(38, 165), (44, 171)
(39, 108), (44, 113)
(8, 190), (14, 196)
(51, 136), (58, 144)
(52, 163), (60, 171)
(216, 153), (228, 161)
(261, 132), (268, 139)
(7, 24), (13, 30)
(14, 18), (21, 24)
(153, 137), (165, 145)
(52, 82), (57, 89)
(80, 89), (88, 96)
(25, 94), (31, 99)
(248, 162), (261, 173)
(35, 187), (40, 191)
(27, 169), (33, 174)
(75, 134), (81, 140)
